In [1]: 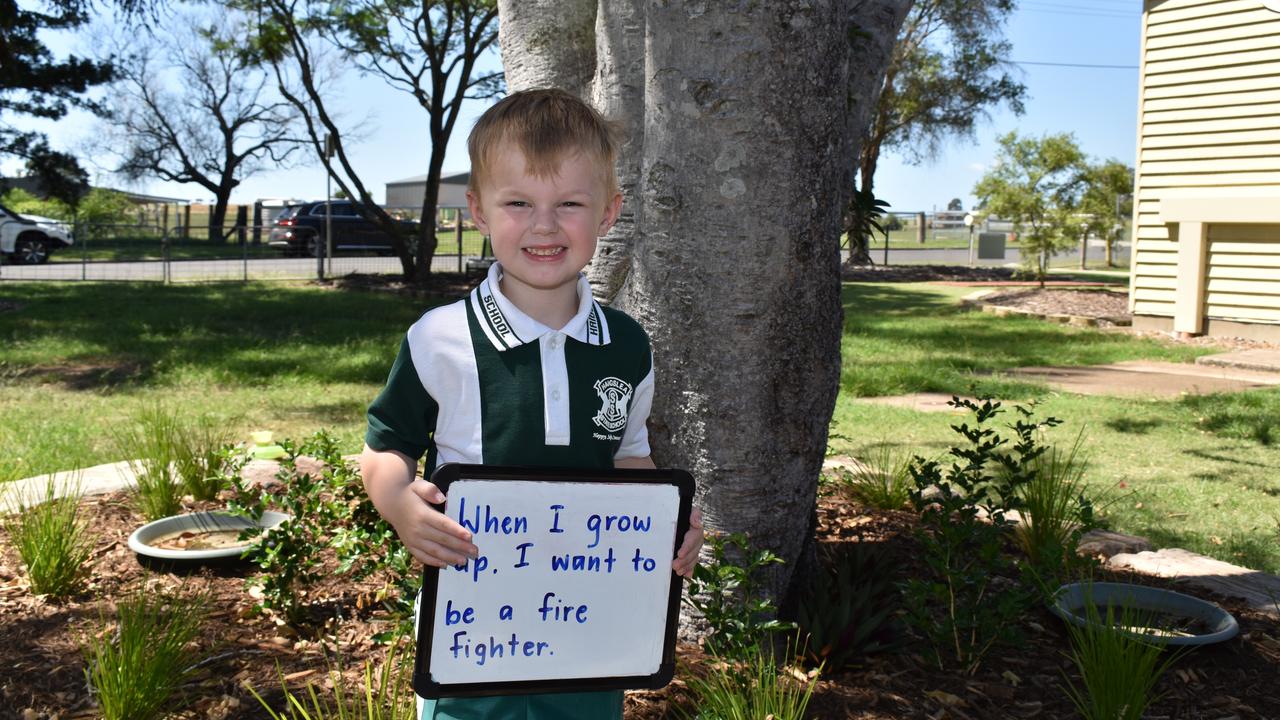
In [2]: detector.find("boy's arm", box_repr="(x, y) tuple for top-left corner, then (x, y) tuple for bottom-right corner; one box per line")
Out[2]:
(615, 454), (704, 578)
(360, 444), (478, 568)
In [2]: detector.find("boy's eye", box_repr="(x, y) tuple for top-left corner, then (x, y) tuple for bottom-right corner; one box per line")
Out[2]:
(560, 201), (582, 208)
(506, 201), (529, 208)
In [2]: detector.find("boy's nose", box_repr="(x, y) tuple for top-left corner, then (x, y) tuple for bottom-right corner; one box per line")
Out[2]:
(531, 207), (558, 235)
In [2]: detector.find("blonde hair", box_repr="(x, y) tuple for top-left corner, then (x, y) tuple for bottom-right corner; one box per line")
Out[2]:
(468, 88), (620, 198)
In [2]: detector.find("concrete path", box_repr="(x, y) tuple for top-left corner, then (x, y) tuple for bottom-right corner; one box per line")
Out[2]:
(1, 460), (135, 515)
(1002, 359), (1280, 398)
(1196, 348), (1280, 373)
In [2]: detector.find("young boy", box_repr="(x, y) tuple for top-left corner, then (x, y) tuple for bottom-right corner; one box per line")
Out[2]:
(360, 88), (704, 720)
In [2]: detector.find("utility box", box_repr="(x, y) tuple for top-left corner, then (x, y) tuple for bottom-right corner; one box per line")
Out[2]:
(977, 232), (1007, 260)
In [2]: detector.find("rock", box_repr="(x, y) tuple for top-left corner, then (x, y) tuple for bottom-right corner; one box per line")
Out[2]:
(1077, 529), (1152, 558)
(1107, 548), (1280, 618)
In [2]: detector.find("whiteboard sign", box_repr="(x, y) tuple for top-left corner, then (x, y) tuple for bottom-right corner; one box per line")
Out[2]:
(413, 464), (694, 698)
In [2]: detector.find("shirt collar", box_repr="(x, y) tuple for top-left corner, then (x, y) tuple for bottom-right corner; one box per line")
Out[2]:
(469, 262), (611, 351)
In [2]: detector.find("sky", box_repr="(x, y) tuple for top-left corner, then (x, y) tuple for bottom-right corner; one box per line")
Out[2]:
(5, 0), (1143, 214)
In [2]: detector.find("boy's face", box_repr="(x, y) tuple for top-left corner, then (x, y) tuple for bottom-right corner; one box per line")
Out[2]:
(467, 142), (621, 299)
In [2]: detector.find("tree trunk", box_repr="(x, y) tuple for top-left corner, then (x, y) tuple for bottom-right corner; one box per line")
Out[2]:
(585, 0), (645, 302)
(496, 0), (912, 611)
(496, 0), (596, 96)
(209, 195), (230, 242)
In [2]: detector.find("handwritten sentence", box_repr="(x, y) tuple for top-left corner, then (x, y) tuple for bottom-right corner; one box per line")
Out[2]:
(446, 498), (661, 582)
(437, 497), (667, 668)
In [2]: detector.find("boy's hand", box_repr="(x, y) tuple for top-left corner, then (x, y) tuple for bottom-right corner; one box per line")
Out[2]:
(392, 479), (479, 569)
(673, 508), (704, 578)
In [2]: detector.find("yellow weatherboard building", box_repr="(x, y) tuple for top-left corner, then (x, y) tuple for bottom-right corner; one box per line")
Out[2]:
(1131, 0), (1280, 341)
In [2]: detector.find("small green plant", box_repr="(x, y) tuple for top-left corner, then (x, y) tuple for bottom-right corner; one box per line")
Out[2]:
(685, 532), (794, 662)
(836, 444), (913, 510)
(4, 476), (94, 597)
(173, 416), (236, 500)
(679, 644), (820, 720)
(903, 397), (1052, 674)
(249, 636), (415, 720)
(113, 406), (184, 520)
(230, 430), (416, 628)
(1013, 430), (1098, 590)
(796, 542), (901, 668)
(84, 583), (209, 720)
(1062, 592), (1185, 720)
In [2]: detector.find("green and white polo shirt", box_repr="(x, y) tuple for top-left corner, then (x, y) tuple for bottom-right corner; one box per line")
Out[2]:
(366, 262), (654, 471)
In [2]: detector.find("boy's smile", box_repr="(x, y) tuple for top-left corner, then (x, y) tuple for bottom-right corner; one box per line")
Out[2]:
(467, 142), (621, 328)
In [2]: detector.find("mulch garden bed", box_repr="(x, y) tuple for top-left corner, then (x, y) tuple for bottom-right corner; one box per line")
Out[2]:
(3, 487), (1279, 719)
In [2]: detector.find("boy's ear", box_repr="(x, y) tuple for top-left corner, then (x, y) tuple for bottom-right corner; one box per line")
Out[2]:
(466, 190), (490, 236)
(598, 192), (623, 236)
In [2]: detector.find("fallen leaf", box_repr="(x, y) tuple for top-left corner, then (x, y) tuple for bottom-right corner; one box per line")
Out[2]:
(283, 668), (316, 682)
(925, 689), (966, 707)
(1002, 670), (1022, 687)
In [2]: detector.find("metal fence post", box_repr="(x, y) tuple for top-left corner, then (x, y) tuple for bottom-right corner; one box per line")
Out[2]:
(80, 217), (88, 281)
(455, 210), (464, 273)
(162, 234), (170, 284)
(243, 227), (249, 283)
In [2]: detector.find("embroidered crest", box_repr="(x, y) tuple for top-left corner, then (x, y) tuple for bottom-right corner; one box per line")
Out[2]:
(592, 377), (633, 433)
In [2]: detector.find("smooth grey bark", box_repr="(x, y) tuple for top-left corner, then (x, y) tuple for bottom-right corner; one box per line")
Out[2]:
(496, 0), (912, 607)
(585, 0), (645, 302)
(496, 0), (596, 96)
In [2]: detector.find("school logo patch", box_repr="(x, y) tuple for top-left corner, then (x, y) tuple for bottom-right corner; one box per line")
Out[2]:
(592, 377), (633, 433)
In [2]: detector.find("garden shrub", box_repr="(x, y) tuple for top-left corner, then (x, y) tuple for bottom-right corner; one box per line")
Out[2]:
(685, 532), (793, 662)
(230, 430), (416, 629)
(902, 397), (1054, 674)
(795, 542), (901, 668)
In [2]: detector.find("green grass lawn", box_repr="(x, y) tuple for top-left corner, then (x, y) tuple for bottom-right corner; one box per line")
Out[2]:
(831, 282), (1280, 574)
(0, 282), (444, 477)
(2, 279), (1277, 572)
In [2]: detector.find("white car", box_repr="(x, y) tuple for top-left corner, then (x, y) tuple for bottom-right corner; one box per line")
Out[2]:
(0, 202), (74, 264)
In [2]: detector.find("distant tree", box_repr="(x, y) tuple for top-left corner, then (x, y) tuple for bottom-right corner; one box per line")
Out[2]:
(91, 11), (308, 239)
(0, 0), (113, 205)
(947, 197), (963, 212)
(238, 0), (502, 282)
(1, 186), (132, 225)
(845, 0), (1024, 264)
(1079, 159), (1134, 268)
(973, 131), (1086, 286)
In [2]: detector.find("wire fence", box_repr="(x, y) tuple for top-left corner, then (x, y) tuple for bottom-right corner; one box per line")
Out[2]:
(0, 207), (493, 283)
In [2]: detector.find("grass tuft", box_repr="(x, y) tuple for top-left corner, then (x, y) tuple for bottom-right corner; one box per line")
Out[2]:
(834, 443), (914, 510)
(1061, 590), (1185, 720)
(680, 645), (820, 720)
(3, 475), (94, 597)
(84, 583), (209, 720)
(248, 636), (415, 720)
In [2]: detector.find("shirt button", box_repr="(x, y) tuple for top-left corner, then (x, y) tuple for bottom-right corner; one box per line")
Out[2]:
(551, 389), (561, 402)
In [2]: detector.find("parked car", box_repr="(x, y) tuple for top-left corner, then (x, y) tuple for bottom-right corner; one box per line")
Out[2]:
(267, 201), (419, 256)
(0, 202), (74, 264)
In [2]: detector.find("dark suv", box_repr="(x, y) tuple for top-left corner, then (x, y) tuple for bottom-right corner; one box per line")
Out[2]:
(267, 201), (419, 256)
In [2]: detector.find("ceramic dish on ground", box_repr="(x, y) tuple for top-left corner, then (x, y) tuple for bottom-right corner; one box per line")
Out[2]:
(128, 510), (290, 563)
(1051, 581), (1238, 646)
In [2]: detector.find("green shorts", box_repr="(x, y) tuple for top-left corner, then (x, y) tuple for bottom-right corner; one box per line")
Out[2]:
(419, 690), (624, 720)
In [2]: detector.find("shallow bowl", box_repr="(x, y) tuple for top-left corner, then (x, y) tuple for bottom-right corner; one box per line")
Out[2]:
(1051, 581), (1238, 646)
(128, 510), (290, 563)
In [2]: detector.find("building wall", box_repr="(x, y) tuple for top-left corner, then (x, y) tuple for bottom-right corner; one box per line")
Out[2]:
(1132, 0), (1280, 333)
(385, 182), (469, 212)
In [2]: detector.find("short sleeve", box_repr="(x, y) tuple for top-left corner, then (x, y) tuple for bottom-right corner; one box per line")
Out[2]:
(365, 337), (439, 460)
(614, 354), (654, 460)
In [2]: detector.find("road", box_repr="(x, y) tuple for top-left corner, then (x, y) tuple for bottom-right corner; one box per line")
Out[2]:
(869, 240), (1130, 267)
(0, 253), (470, 282)
(0, 242), (1131, 282)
